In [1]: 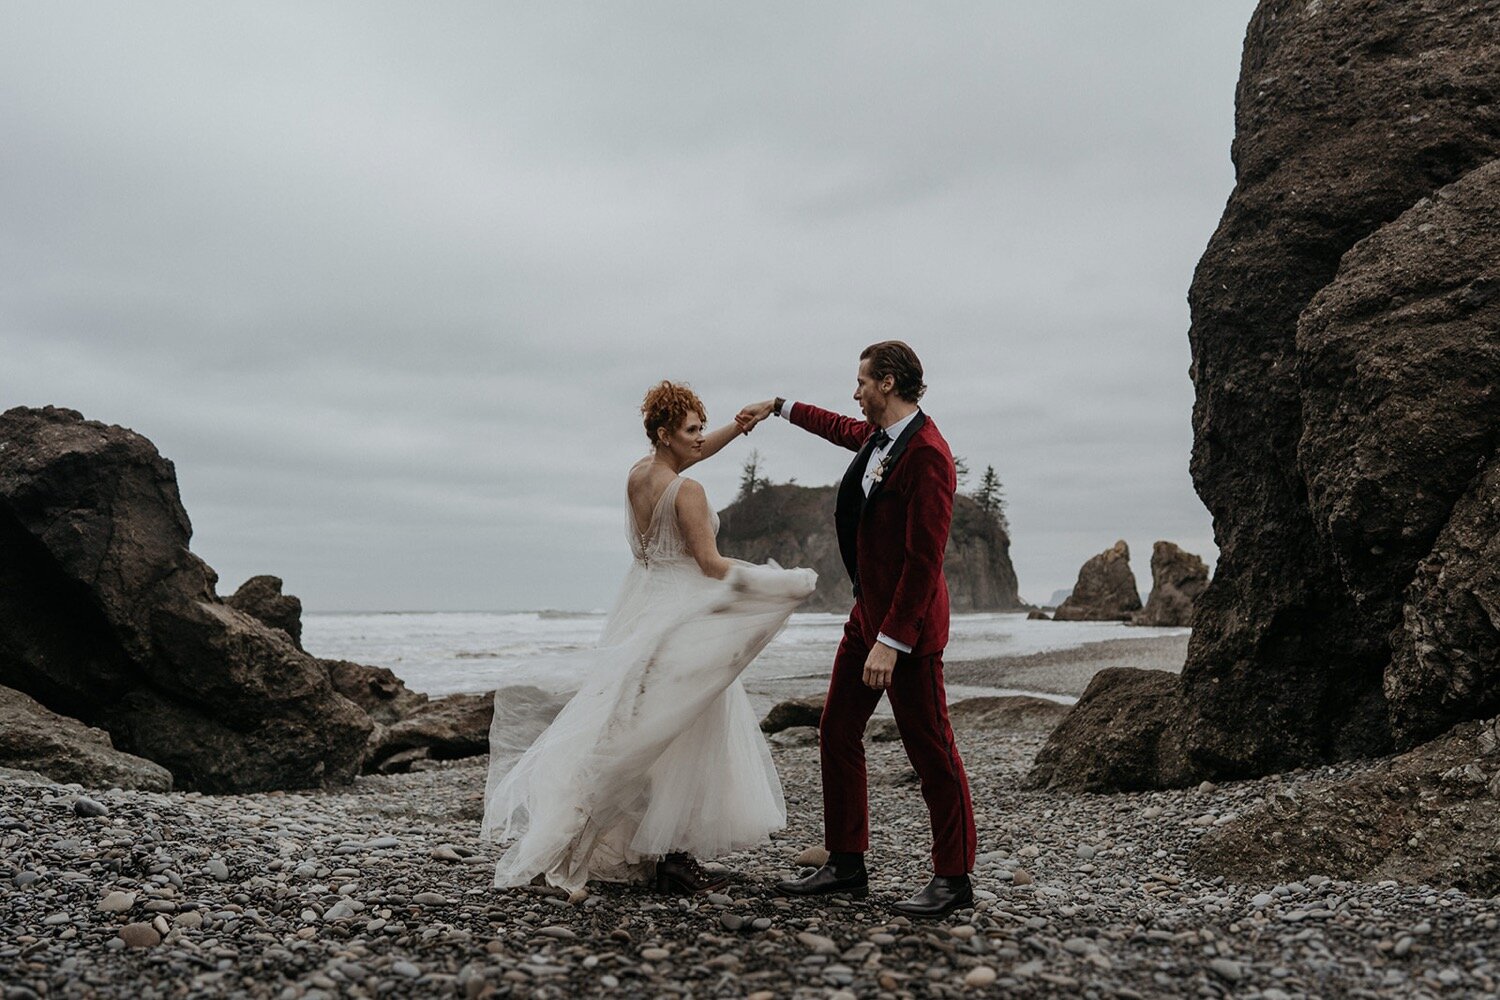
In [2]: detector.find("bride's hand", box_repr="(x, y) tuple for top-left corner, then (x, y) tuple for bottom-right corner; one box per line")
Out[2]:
(736, 400), (774, 433)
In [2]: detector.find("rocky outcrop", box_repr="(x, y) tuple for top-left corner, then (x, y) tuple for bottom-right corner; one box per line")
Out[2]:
(1301, 161), (1500, 747)
(1131, 542), (1208, 627)
(227, 575), (304, 649)
(1026, 669), (1190, 792)
(0, 685), (173, 791)
(1036, 1), (1500, 789)
(326, 660), (428, 726)
(365, 693), (494, 774)
(0, 407), (372, 792)
(719, 485), (1024, 614)
(1192, 716), (1500, 896)
(1052, 541), (1141, 622)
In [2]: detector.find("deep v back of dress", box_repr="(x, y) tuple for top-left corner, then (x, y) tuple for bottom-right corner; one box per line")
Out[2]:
(627, 474), (720, 568)
(629, 475), (686, 565)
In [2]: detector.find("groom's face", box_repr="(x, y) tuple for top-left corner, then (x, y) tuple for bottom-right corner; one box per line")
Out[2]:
(854, 359), (893, 425)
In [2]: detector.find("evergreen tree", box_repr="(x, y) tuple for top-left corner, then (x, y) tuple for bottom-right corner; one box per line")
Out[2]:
(975, 464), (1010, 534)
(738, 450), (770, 500)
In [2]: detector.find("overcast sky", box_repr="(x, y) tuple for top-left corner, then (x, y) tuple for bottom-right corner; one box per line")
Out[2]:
(2, 2), (1255, 611)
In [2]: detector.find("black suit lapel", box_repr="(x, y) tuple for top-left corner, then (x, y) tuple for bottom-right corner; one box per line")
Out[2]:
(861, 411), (926, 517)
(834, 433), (881, 591)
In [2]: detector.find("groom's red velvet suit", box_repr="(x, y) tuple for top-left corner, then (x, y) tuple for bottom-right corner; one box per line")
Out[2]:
(789, 403), (976, 877)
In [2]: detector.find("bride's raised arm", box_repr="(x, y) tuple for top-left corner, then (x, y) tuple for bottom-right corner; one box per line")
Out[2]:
(681, 419), (747, 470)
(674, 478), (732, 580)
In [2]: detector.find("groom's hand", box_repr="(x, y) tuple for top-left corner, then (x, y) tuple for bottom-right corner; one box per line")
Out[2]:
(862, 642), (898, 690)
(736, 399), (775, 433)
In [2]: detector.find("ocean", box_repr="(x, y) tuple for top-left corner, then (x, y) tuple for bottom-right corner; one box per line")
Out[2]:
(301, 611), (1187, 715)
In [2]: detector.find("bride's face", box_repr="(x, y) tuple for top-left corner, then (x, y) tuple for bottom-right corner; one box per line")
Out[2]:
(658, 413), (706, 462)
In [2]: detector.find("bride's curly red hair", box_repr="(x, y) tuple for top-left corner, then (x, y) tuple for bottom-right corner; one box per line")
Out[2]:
(641, 381), (707, 445)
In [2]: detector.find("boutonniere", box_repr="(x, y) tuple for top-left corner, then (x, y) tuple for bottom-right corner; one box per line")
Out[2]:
(871, 454), (894, 486)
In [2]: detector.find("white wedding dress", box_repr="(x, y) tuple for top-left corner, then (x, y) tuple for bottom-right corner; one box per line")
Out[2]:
(480, 475), (817, 892)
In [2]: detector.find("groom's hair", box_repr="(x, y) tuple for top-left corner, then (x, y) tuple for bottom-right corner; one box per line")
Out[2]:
(860, 341), (927, 403)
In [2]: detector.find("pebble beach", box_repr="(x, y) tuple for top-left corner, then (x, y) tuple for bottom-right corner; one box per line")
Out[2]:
(4, 640), (1497, 999)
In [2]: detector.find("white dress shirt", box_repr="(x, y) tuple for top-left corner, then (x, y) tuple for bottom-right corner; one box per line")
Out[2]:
(778, 401), (919, 654)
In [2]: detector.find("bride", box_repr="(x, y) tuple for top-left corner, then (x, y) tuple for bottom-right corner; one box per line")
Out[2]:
(481, 381), (816, 895)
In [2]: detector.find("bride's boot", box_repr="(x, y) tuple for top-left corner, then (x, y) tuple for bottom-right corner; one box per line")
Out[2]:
(655, 852), (730, 895)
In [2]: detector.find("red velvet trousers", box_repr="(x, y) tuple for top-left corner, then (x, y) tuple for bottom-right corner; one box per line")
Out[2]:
(818, 618), (977, 876)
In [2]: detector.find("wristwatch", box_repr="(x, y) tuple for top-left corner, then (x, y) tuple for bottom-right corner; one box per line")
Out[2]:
(773, 397), (786, 417)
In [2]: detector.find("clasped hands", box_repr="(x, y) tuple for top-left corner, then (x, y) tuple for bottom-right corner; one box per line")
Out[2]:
(734, 399), (776, 435)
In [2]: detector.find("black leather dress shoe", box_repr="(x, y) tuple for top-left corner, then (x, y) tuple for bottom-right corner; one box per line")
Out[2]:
(890, 875), (974, 918)
(775, 863), (869, 898)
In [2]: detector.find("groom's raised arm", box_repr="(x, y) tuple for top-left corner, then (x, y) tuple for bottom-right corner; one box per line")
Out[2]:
(785, 402), (870, 452)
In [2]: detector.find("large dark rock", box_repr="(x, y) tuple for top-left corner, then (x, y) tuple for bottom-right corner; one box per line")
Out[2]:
(0, 407), (371, 792)
(365, 692), (494, 773)
(0, 684), (172, 791)
(1298, 161), (1500, 748)
(760, 695), (825, 734)
(1052, 541), (1142, 622)
(719, 484), (1024, 613)
(1192, 716), (1500, 895)
(326, 659), (428, 726)
(227, 575), (304, 649)
(1131, 541), (1208, 627)
(1044, 1), (1500, 789)
(1026, 669), (1191, 792)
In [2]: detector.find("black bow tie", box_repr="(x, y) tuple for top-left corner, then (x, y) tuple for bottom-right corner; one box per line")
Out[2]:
(871, 428), (892, 450)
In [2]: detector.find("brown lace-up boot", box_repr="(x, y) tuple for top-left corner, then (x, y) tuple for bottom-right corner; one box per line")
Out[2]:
(654, 852), (730, 895)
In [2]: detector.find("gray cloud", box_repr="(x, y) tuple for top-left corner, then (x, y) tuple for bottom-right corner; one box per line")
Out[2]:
(1, 1), (1253, 609)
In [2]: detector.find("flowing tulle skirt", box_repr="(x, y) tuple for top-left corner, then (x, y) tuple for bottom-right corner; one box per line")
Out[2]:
(480, 559), (816, 891)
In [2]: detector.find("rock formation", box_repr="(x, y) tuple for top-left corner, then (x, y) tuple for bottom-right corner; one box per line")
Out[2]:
(1305, 161), (1500, 747)
(1033, 1), (1500, 789)
(0, 685), (173, 791)
(326, 660), (429, 726)
(719, 484), (1024, 614)
(1131, 541), (1208, 627)
(1192, 715), (1500, 896)
(365, 692), (495, 774)
(227, 575), (304, 649)
(1052, 541), (1141, 622)
(0, 407), (371, 792)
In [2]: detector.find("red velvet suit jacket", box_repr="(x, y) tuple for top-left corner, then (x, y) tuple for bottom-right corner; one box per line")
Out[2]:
(790, 403), (954, 656)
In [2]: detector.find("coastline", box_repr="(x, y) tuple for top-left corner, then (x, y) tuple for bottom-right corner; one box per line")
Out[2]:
(944, 633), (1190, 699)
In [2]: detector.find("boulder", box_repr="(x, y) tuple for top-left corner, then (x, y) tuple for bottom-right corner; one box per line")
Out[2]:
(365, 692), (494, 773)
(1131, 542), (1208, 627)
(0, 406), (371, 792)
(1026, 669), (1190, 792)
(761, 696), (825, 734)
(1296, 161), (1500, 748)
(1192, 716), (1500, 895)
(0, 684), (172, 791)
(1048, 0), (1500, 788)
(226, 575), (304, 649)
(326, 659), (428, 726)
(1052, 541), (1141, 622)
(1026, 610), (1051, 621)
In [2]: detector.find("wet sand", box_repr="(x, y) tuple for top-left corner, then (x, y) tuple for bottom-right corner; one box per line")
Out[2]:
(944, 633), (1190, 699)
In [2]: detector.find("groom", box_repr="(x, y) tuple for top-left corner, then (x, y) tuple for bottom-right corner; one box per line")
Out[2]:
(738, 341), (976, 917)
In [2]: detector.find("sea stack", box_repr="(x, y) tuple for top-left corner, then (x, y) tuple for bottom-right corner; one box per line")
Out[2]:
(1052, 541), (1141, 622)
(1131, 541), (1208, 627)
